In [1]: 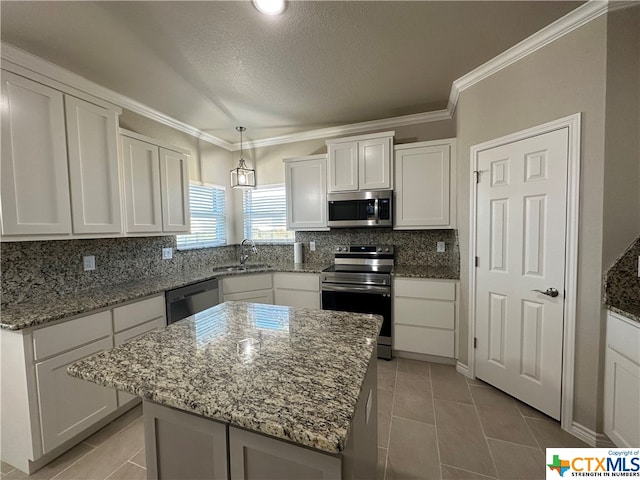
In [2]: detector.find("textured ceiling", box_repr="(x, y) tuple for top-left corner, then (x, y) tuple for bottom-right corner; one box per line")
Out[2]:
(0, 1), (583, 144)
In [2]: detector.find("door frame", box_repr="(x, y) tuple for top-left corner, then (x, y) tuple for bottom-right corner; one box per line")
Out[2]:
(468, 113), (581, 432)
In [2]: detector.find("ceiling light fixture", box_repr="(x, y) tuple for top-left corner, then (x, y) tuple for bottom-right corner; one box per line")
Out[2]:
(253, 0), (285, 15)
(230, 126), (256, 189)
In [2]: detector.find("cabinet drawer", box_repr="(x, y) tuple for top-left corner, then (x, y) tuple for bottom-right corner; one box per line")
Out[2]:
(223, 289), (274, 304)
(394, 278), (455, 301)
(33, 310), (112, 361)
(607, 312), (640, 364)
(394, 325), (454, 358)
(394, 298), (454, 329)
(114, 317), (165, 346)
(113, 295), (165, 333)
(275, 290), (320, 309)
(222, 274), (273, 294)
(273, 273), (319, 291)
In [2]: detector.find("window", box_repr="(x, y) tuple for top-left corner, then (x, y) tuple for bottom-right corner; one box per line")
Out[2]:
(176, 183), (226, 250)
(243, 184), (294, 243)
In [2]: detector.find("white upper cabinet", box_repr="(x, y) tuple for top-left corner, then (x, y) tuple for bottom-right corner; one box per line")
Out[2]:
(284, 154), (329, 231)
(121, 130), (190, 235)
(394, 139), (456, 229)
(1, 70), (124, 240)
(326, 132), (393, 192)
(159, 148), (190, 233)
(65, 96), (122, 234)
(1, 71), (72, 236)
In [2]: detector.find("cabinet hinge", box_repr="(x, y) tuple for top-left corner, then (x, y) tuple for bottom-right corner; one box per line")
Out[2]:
(474, 171), (480, 184)
(475, 256), (479, 267)
(474, 337), (477, 349)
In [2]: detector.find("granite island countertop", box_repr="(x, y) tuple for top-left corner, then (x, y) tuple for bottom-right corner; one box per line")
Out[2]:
(68, 301), (382, 454)
(1, 261), (458, 331)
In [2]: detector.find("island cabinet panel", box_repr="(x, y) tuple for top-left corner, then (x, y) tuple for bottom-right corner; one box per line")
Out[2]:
(144, 401), (228, 480)
(36, 337), (117, 454)
(604, 311), (640, 448)
(229, 427), (341, 480)
(273, 272), (320, 309)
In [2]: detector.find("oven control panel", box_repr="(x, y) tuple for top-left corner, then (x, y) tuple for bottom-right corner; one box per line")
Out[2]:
(334, 245), (394, 254)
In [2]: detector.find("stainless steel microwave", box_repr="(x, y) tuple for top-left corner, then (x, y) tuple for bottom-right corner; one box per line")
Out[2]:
(327, 190), (393, 228)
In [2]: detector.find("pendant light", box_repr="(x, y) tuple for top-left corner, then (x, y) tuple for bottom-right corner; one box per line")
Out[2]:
(230, 126), (256, 188)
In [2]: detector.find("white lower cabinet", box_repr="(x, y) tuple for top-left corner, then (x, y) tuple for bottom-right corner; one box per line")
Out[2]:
(0, 295), (166, 474)
(222, 274), (274, 304)
(36, 337), (117, 453)
(604, 311), (640, 448)
(273, 273), (320, 309)
(393, 278), (458, 358)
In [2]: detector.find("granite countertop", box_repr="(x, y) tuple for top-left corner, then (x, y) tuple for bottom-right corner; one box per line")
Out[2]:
(1, 261), (458, 331)
(0, 262), (327, 331)
(68, 301), (381, 454)
(607, 301), (640, 323)
(391, 264), (459, 280)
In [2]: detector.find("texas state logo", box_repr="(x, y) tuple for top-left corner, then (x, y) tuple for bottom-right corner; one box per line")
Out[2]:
(546, 448), (640, 479)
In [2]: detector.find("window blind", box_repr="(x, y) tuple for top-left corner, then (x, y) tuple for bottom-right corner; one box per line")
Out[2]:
(176, 183), (227, 250)
(243, 184), (294, 243)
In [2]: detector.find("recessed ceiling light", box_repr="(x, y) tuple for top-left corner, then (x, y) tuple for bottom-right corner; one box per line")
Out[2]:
(253, 0), (285, 15)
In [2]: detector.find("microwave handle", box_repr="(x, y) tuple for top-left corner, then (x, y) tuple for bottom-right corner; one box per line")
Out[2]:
(374, 196), (379, 224)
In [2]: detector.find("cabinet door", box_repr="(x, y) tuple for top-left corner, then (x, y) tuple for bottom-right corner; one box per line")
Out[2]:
(65, 96), (122, 234)
(36, 337), (117, 453)
(395, 144), (450, 228)
(359, 137), (391, 190)
(121, 136), (162, 233)
(0, 71), (71, 235)
(328, 141), (358, 192)
(285, 156), (328, 230)
(159, 148), (190, 233)
(229, 426), (341, 480)
(223, 290), (274, 304)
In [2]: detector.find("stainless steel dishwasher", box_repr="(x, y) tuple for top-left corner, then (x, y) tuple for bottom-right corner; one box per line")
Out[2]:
(165, 278), (219, 325)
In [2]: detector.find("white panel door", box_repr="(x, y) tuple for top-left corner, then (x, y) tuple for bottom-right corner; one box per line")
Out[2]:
(328, 141), (358, 192)
(359, 137), (391, 190)
(159, 148), (190, 233)
(395, 144), (450, 227)
(285, 155), (328, 230)
(475, 128), (568, 419)
(65, 96), (122, 234)
(121, 136), (162, 233)
(0, 71), (71, 235)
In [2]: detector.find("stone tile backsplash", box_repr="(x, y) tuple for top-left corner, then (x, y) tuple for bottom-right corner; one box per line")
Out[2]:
(1, 228), (459, 306)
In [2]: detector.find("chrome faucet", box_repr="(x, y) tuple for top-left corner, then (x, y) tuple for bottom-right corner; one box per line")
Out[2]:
(239, 238), (258, 265)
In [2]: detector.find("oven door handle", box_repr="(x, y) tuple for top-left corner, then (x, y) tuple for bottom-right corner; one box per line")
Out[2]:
(321, 284), (390, 295)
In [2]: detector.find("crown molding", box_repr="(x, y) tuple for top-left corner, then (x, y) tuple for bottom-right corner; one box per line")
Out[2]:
(0, 42), (234, 150)
(235, 110), (451, 150)
(1, 0), (623, 150)
(448, 0), (612, 114)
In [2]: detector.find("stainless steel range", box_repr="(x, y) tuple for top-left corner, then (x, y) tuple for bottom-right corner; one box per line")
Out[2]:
(321, 245), (394, 359)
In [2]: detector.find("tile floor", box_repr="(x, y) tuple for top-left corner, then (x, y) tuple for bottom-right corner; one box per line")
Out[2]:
(1, 359), (588, 480)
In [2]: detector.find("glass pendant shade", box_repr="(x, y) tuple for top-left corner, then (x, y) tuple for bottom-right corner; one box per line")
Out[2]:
(230, 126), (256, 188)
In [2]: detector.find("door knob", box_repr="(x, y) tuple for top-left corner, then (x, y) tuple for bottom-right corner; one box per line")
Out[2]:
(532, 288), (559, 298)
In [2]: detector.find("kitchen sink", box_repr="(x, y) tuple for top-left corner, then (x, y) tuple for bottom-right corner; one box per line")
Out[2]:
(212, 263), (270, 273)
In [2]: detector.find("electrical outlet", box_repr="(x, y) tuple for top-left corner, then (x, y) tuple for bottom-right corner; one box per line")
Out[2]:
(162, 247), (173, 260)
(83, 255), (95, 271)
(437, 241), (446, 253)
(310, 241), (316, 252)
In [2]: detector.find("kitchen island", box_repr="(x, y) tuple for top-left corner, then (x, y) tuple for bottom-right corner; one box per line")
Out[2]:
(68, 301), (381, 480)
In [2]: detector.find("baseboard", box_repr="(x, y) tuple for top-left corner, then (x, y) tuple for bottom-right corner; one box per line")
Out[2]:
(393, 350), (456, 365)
(456, 361), (472, 378)
(569, 422), (616, 448)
